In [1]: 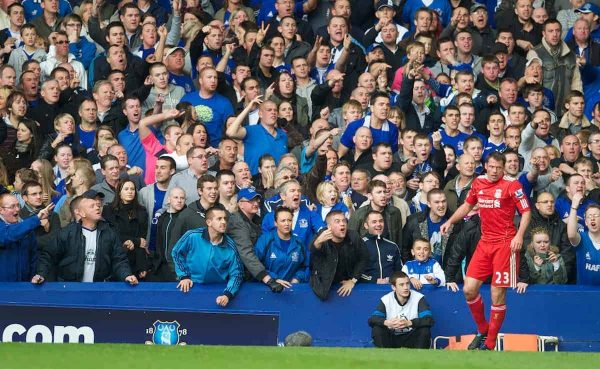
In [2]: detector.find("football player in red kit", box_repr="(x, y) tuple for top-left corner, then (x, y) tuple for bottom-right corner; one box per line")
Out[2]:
(440, 151), (531, 350)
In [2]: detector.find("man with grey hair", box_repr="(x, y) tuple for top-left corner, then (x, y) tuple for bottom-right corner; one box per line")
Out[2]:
(261, 179), (325, 249)
(26, 79), (64, 136)
(164, 146), (212, 207)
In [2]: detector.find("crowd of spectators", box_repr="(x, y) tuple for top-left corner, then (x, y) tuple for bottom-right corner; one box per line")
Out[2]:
(0, 0), (600, 316)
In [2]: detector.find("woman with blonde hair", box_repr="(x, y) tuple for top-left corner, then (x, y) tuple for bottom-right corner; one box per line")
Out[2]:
(214, 0), (254, 28)
(0, 86), (12, 117)
(30, 159), (60, 205)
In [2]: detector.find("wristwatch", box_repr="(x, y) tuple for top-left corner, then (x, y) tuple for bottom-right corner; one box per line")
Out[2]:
(350, 278), (358, 284)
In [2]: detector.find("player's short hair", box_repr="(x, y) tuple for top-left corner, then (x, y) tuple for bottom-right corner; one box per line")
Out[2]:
(486, 151), (506, 165)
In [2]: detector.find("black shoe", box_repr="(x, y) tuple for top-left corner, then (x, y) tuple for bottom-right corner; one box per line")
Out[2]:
(468, 334), (487, 350)
(477, 341), (492, 350)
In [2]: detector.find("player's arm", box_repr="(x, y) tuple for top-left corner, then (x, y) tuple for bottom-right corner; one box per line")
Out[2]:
(440, 201), (474, 234)
(567, 193), (583, 246)
(511, 210), (531, 252)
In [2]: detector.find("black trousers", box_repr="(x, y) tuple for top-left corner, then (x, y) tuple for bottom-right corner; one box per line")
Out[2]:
(372, 326), (431, 349)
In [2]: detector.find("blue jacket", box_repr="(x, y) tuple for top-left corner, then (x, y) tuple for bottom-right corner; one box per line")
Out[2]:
(254, 230), (308, 282)
(361, 234), (403, 283)
(172, 228), (243, 298)
(261, 205), (325, 251)
(0, 215), (40, 281)
(69, 37), (97, 70)
(262, 193), (312, 214)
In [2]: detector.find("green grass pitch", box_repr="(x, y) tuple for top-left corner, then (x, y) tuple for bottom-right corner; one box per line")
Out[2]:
(1, 344), (599, 369)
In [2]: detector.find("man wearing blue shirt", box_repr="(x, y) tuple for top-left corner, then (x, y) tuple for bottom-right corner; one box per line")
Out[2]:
(117, 96), (146, 172)
(226, 98), (288, 176)
(339, 92), (399, 158)
(567, 194), (600, 285)
(172, 207), (243, 306)
(180, 66), (234, 147)
(437, 105), (470, 155)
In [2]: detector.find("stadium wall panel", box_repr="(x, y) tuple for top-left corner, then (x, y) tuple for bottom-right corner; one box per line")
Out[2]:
(0, 283), (598, 351)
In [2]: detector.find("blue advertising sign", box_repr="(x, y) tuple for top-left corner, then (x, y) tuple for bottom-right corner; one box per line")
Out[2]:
(0, 305), (279, 345)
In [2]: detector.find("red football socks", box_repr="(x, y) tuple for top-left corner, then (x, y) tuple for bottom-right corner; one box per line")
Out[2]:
(485, 304), (507, 349)
(466, 294), (489, 335)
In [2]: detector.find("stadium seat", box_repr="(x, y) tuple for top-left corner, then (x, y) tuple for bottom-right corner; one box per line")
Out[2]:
(497, 334), (559, 352)
(432, 335), (477, 350)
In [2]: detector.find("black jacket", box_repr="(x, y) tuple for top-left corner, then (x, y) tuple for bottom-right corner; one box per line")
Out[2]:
(309, 230), (369, 300)
(361, 234), (403, 283)
(38, 132), (87, 161)
(151, 208), (186, 281)
(19, 205), (61, 252)
(401, 210), (455, 267)
(102, 205), (150, 274)
(397, 76), (439, 134)
(26, 101), (63, 137)
(524, 208), (576, 284)
(37, 220), (132, 282)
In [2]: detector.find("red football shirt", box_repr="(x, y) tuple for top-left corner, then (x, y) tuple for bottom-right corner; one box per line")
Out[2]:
(465, 175), (530, 242)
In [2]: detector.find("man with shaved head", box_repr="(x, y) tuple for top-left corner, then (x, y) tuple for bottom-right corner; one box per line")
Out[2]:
(444, 153), (475, 213)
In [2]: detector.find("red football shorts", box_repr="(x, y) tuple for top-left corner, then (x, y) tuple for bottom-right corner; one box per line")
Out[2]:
(466, 238), (519, 288)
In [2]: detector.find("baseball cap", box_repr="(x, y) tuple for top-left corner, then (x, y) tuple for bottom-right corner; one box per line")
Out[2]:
(81, 189), (105, 200)
(526, 57), (543, 68)
(470, 3), (487, 12)
(165, 46), (187, 57)
(366, 43), (384, 53)
(575, 2), (600, 15)
(238, 188), (261, 202)
(491, 42), (508, 55)
(377, 0), (394, 11)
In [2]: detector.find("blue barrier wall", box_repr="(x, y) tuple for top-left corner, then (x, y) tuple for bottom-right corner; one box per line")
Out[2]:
(0, 283), (599, 351)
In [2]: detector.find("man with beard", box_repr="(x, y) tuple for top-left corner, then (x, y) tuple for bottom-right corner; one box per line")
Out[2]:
(310, 210), (369, 300)
(361, 210), (403, 284)
(172, 206), (243, 306)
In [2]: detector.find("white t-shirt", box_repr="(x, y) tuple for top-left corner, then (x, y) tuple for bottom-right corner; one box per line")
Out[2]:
(81, 227), (98, 282)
